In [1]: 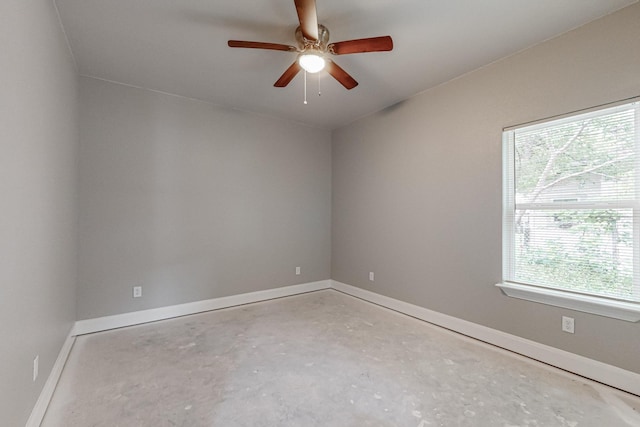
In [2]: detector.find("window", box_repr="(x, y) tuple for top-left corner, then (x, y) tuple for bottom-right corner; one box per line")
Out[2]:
(498, 98), (640, 321)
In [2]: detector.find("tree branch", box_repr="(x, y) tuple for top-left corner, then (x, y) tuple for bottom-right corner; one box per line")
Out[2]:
(529, 121), (589, 204)
(538, 152), (633, 193)
(516, 121), (589, 226)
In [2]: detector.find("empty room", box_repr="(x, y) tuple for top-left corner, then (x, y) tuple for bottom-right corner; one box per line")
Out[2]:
(3, 0), (640, 426)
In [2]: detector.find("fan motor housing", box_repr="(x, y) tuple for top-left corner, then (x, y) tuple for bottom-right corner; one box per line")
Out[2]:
(296, 24), (330, 51)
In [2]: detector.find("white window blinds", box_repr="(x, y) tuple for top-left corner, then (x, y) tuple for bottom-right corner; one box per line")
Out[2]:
(503, 99), (640, 303)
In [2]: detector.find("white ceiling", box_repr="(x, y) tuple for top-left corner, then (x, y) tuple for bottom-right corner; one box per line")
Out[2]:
(55, 0), (637, 129)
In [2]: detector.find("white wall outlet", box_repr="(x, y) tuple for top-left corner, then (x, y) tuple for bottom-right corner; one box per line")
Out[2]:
(562, 316), (575, 334)
(33, 355), (39, 382)
(369, 272), (375, 281)
(295, 266), (301, 275)
(133, 286), (142, 298)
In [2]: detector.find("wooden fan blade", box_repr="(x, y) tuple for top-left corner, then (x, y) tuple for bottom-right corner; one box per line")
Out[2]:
(325, 60), (358, 90)
(328, 36), (393, 55)
(274, 61), (302, 87)
(228, 40), (297, 52)
(294, 0), (319, 40)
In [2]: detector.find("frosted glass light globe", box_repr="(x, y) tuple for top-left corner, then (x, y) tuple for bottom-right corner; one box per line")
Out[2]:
(299, 54), (325, 73)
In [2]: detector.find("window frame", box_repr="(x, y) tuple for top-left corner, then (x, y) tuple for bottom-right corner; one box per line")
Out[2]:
(497, 97), (640, 322)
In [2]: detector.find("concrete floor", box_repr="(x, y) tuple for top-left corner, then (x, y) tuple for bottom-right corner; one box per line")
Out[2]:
(42, 290), (640, 426)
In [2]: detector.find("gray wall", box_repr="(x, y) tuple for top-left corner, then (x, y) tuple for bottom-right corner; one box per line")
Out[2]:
(0, 1), (79, 425)
(332, 4), (640, 373)
(77, 77), (332, 319)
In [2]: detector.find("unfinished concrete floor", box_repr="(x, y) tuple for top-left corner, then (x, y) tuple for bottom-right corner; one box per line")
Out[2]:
(42, 290), (640, 426)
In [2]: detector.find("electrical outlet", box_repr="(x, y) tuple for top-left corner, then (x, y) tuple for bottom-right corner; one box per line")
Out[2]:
(295, 266), (301, 275)
(133, 286), (142, 298)
(562, 316), (575, 334)
(369, 272), (375, 281)
(33, 355), (39, 382)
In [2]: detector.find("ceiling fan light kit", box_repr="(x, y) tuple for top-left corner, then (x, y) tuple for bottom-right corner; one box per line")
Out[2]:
(227, 0), (393, 97)
(298, 53), (325, 73)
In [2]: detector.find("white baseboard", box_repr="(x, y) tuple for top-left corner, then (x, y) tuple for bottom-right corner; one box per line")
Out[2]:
(26, 331), (76, 427)
(330, 280), (640, 397)
(73, 280), (331, 336)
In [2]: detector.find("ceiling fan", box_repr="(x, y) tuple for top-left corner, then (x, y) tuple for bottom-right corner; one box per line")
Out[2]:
(227, 0), (393, 90)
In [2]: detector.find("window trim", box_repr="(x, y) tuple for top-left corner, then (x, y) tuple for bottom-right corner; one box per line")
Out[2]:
(500, 97), (640, 322)
(496, 281), (640, 322)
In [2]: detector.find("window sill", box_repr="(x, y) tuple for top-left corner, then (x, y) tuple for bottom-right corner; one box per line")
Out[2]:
(496, 282), (640, 322)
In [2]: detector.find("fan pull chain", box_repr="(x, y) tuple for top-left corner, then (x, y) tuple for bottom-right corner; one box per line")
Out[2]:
(303, 70), (308, 105)
(318, 73), (321, 97)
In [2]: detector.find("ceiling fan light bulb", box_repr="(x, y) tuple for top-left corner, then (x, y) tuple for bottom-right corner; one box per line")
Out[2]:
(299, 54), (325, 73)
